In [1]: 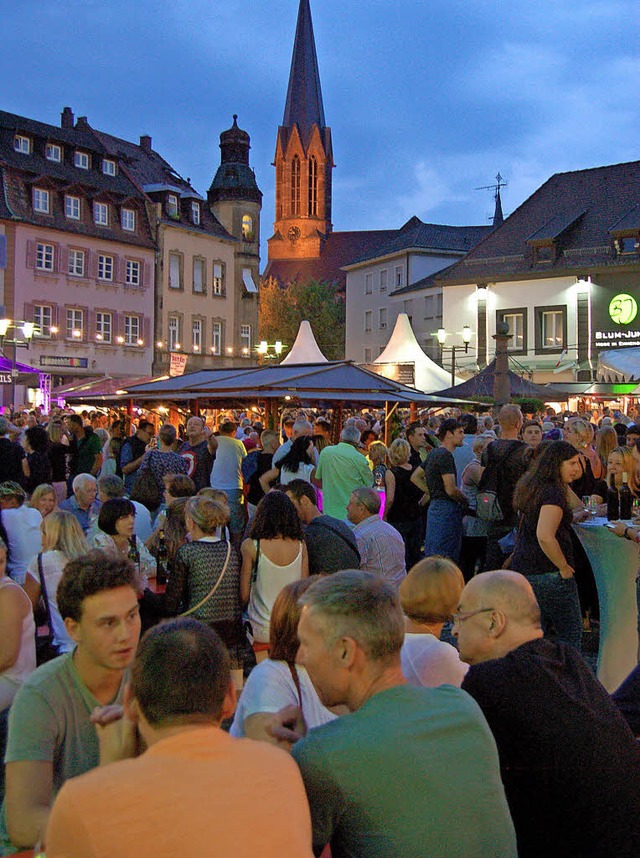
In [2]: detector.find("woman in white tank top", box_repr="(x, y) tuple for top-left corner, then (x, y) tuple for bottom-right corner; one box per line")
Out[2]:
(0, 538), (36, 711)
(241, 492), (308, 646)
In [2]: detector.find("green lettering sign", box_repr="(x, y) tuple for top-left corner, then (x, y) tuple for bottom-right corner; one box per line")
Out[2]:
(609, 293), (638, 325)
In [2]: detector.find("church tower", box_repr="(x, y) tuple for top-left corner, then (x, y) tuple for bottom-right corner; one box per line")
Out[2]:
(268, 0), (334, 263)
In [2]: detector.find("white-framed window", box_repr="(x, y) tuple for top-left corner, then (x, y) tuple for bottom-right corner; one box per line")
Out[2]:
(125, 259), (140, 287)
(65, 195), (80, 220)
(102, 159), (116, 176)
(211, 322), (222, 355)
(36, 243), (54, 271)
(74, 151), (90, 169)
(242, 214), (253, 240)
(68, 249), (85, 277)
(121, 208), (135, 231)
(167, 194), (179, 217)
(45, 143), (62, 162)
(502, 311), (526, 352)
(364, 310), (372, 332)
(169, 253), (182, 290)
(193, 258), (205, 293)
(240, 324), (252, 355)
(66, 308), (84, 339)
(95, 312), (112, 343)
(364, 347), (372, 363)
(34, 305), (52, 337)
(14, 135), (30, 154)
(191, 202), (200, 225)
(93, 202), (108, 226)
(98, 254), (114, 281)
(365, 273), (373, 295)
(541, 310), (564, 349)
(33, 188), (49, 213)
(168, 317), (180, 351)
(212, 263), (224, 295)
(192, 319), (202, 352)
(124, 315), (140, 345)
(380, 269), (388, 292)
(379, 308), (387, 329)
(395, 265), (404, 288)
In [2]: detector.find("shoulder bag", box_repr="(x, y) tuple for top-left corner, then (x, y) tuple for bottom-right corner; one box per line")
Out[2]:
(35, 553), (59, 665)
(179, 541), (232, 617)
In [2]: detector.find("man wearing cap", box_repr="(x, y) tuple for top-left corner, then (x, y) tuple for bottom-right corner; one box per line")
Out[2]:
(0, 416), (25, 485)
(0, 482), (42, 584)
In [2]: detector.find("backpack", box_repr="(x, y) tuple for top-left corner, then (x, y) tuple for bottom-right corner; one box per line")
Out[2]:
(476, 443), (523, 522)
(241, 449), (260, 482)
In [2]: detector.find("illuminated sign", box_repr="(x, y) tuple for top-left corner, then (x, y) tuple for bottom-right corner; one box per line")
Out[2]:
(608, 294), (638, 325)
(39, 356), (89, 368)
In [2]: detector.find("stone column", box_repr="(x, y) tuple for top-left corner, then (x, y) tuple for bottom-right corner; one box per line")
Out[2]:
(493, 321), (512, 407)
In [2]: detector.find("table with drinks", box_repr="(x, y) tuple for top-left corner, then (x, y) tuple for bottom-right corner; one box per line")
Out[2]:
(574, 476), (639, 692)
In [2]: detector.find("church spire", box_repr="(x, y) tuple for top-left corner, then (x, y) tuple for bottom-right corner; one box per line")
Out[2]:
(283, 0), (326, 144)
(493, 185), (504, 227)
(268, 0), (334, 264)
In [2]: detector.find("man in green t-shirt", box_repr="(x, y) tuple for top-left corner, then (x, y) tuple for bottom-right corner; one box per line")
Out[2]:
(1, 552), (140, 855)
(66, 415), (103, 484)
(314, 425), (373, 520)
(272, 571), (517, 858)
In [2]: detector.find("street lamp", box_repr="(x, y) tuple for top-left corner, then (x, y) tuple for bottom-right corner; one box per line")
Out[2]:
(256, 340), (287, 362)
(0, 318), (36, 410)
(437, 325), (473, 386)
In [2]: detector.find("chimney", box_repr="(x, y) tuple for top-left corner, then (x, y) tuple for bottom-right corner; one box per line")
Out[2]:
(75, 116), (89, 132)
(140, 135), (152, 152)
(61, 106), (74, 129)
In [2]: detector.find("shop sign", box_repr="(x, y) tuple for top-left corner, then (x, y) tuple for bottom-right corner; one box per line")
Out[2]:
(169, 353), (188, 377)
(0, 373), (11, 384)
(592, 284), (640, 349)
(39, 356), (89, 368)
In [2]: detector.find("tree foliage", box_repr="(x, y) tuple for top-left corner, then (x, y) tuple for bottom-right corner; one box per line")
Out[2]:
(259, 277), (345, 360)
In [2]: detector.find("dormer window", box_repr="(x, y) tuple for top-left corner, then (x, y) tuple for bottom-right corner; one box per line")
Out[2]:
(93, 202), (109, 226)
(167, 195), (179, 217)
(33, 188), (50, 214)
(45, 143), (62, 162)
(14, 135), (30, 154)
(121, 208), (136, 231)
(191, 202), (200, 225)
(102, 159), (116, 176)
(534, 243), (554, 263)
(614, 235), (639, 255)
(74, 151), (90, 169)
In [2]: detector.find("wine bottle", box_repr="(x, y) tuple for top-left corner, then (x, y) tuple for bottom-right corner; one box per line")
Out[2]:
(156, 529), (168, 586)
(619, 472), (632, 520)
(607, 474), (620, 521)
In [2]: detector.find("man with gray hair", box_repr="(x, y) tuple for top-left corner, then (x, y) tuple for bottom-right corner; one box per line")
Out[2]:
(454, 570), (640, 857)
(272, 419), (314, 466)
(274, 570), (517, 857)
(314, 425), (373, 520)
(60, 474), (100, 534)
(346, 487), (405, 586)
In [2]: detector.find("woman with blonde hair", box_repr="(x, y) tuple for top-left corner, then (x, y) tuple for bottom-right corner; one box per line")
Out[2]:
(384, 437), (424, 569)
(143, 495), (244, 688)
(607, 446), (640, 497)
(230, 576), (335, 742)
(29, 483), (57, 519)
(399, 556), (468, 687)
(23, 510), (88, 654)
(596, 425), (619, 472)
(564, 417), (605, 498)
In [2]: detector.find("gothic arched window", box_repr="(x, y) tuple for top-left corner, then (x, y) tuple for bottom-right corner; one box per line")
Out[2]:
(242, 214), (254, 240)
(291, 156), (301, 216)
(308, 156), (318, 216)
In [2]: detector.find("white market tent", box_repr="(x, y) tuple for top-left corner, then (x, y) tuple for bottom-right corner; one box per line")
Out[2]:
(598, 347), (640, 384)
(373, 313), (462, 391)
(280, 320), (329, 364)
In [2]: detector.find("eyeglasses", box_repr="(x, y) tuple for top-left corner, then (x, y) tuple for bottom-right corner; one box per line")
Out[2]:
(452, 607), (494, 626)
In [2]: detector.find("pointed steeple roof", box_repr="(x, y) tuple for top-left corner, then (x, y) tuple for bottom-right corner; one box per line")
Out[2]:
(493, 186), (504, 228)
(282, 0), (326, 143)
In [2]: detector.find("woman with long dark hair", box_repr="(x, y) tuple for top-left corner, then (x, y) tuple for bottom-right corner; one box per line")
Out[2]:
(509, 441), (583, 648)
(22, 425), (52, 495)
(259, 435), (316, 492)
(240, 491), (308, 655)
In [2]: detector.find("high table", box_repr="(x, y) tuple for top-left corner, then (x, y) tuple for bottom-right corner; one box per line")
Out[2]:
(574, 518), (639, 692)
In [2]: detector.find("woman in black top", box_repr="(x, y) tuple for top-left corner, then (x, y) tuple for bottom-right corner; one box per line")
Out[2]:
(47, 421), (68, 504)
(22, 425), (52, 495)
(385, 438), (425, 569)
(510, 441), (583, 649)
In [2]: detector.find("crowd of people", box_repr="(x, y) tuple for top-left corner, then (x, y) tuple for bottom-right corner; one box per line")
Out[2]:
(0, 401), (639, 856)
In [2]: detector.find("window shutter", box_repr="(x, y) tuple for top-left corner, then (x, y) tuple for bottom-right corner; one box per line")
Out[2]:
(51, 305), (60, 338)
(143, 316), (152, 347)
(26, 240), (37, 269)
(88, 251), (99, 279)
(143, 261), (152, 288)
(90, 309), (98, 341)
(53, 242), (62, 274)
(59, 246), (69, 276)
(113, 311), (121, 342)
(80, 305), (90, 342)
(23, 302), (35, 323)
(114, 255), (124, 284)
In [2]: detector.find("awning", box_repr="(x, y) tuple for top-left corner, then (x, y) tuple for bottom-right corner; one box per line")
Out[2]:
(597, 348), (640, 383)
(242, 269), (258, 293)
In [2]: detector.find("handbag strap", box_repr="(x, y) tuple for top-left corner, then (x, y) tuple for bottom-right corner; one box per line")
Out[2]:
(179, 541), (232, 617)
(37, 553), (54, 632)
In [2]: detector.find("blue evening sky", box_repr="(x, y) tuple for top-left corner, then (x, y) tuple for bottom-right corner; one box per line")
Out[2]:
(2, 0), (638, 261)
